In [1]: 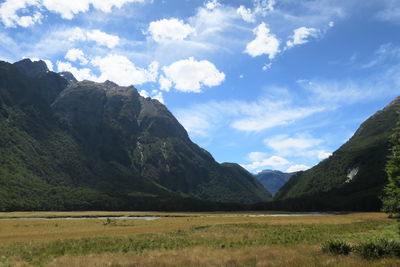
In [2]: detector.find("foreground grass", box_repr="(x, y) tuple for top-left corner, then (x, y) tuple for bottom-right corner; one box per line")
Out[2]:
(0, 212), (399, 266)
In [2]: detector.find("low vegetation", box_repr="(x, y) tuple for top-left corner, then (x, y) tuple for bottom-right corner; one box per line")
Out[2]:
(0, 212), (399, 266)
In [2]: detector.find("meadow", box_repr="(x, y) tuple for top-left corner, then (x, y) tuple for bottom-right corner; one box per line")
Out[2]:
(0, 212), (399, 266)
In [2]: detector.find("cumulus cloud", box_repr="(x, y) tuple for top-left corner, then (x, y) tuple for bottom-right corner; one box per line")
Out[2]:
(139, 90), (149, 98)
(139, 89), (165, 103)
(57, 61), (97, 81)
(237, 0), (275, 23)
(243, 155), (290, 171)
(68, 28), (120, 48)
(86, 30), (120, 48)
(253, 0), (276, 15)
(262, 134), (331, 162)
(59, 52), (159, 87)
(237, 6), (255, 23)
(245, 23), (280, 59)
(148, 18), (195, 42)
(65, 48), (88, 65)
(159, 75), (172, 92)
(286, 27), (319, 48)
(0, 0), (146, 27)
(161, 57), (225, 93)
(91, 54), (159, 86)
(286, 164), (310, 173)
(0, 0), (41, 28)
(204, 0), (220, 10)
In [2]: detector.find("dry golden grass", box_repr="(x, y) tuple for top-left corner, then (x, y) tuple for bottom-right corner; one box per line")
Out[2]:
(46, 246), (400, 266)
(0, 212), (397, 266)
(0, 212), (386, 245)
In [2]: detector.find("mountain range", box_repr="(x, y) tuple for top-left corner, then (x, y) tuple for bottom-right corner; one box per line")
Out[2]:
(254, 170), (294, 196)
(0, 59), (271, 211)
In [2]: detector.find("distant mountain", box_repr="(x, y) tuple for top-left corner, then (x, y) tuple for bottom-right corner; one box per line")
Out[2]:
(274, 96), (400, 211)
(255, 170), (294, 196)
(0, 59), (271, 211)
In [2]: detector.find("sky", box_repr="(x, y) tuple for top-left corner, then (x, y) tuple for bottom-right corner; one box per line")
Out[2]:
(1, 0), (400, 174)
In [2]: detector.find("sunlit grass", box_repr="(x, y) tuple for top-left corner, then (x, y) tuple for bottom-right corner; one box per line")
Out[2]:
(0, 212), (398, 266)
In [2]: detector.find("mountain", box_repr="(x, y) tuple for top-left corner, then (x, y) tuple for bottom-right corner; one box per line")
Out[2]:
(255, 170), (294, 196)
(273, 96), (400, 211)
(0, 59), (271, 211)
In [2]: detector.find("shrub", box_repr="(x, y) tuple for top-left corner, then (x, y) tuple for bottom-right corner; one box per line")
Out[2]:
(322, 239), (352, 255)
(355, 239), (400, 259)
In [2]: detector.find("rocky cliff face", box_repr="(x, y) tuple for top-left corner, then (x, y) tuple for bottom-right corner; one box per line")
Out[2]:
(0, 59), (271, 211)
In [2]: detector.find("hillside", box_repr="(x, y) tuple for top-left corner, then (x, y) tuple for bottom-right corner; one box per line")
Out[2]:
(273, 96), (400, 211)
(255, 170), (294, 196)
(0, 59), (271, 211)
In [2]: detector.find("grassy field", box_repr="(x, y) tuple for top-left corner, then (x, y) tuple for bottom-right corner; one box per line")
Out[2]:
(0, 212), (399, 266)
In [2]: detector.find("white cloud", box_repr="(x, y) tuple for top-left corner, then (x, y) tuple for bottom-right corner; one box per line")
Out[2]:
(68, 28), (120, 48)
(237, 6), (255, 23)
(244, 155), (290, 171)
(86, 30), (120, 48)
(58, 53), (159, 87)
(264, 134), (323, 155)
(139, 89), (149, 98)
(148, 18), (195, 43)
(286, 27), (319, 48)
(175, 97), (324, 137)
(161, 57), (225, 93)
(231, 105), (322, 132)
(362, 43), (400, 69)
(286, 164), (310, 173)
(248, 152), (267, 162)
(236, 0), (275, 23)
(376, 0), (400, 24)
(317, 150), (332, 160)
(0, 0), (41, 28)
(151, 90), (164, 104)
(253, 0), (276, 15)
(159, 75), (172, 92)
(0, 0), (146, 27)
(245, 23), (280, 59)
(56, 61), (97, 81)
(204, 0), (220, 10)
(91, 54), (159, 86)
(140, 89), (165, 104)
(42, 0), (90, 20)
(65, 48), (88, 65)
(42, 0), (146, 20)
(262, 63), (272, 71)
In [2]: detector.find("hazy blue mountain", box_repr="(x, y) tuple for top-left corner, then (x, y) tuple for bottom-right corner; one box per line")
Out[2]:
(255, 170), (294, 196)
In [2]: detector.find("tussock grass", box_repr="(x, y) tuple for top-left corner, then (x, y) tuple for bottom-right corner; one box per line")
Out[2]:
(0, 212), (398, 266)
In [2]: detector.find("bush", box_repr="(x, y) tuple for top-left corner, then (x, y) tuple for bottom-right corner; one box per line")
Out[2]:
(322, 239), (352, 255)
(355, 239), (400, 259)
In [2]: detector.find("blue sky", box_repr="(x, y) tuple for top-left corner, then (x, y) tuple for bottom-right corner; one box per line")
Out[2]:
(1, 0), (400, 173)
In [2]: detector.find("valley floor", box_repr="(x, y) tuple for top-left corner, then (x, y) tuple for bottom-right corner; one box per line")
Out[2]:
(0, 212), (399, 266)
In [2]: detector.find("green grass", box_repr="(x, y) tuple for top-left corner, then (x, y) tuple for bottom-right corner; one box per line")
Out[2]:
(0, 219), (397, 266)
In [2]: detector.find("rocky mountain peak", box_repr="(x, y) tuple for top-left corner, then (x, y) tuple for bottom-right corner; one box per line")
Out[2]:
(13, 58), (49, 77)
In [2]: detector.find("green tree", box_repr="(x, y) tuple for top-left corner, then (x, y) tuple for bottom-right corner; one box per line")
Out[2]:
(382, 113), (400, 216)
